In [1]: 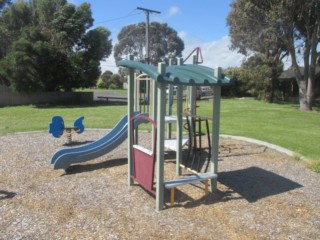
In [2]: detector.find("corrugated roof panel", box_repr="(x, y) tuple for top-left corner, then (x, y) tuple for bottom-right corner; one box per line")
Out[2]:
(117, 60), (162, 81)
(117, 60), (233, 86)
(167, 65), (218, 85)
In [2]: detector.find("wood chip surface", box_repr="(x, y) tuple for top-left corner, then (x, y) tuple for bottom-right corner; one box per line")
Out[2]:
(0, 130), (319, 239)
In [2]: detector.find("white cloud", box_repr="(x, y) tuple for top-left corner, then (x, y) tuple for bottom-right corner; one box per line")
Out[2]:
(178, 31), (187, 39)
(168, 6), (180, 16)
(100, 35), (246, 74)
(100, 39), (119, 74)
(100, 57), (118, 74)
(182, 35), (245, 69)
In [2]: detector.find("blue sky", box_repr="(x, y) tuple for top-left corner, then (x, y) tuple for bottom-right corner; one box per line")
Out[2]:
(71, 0), (246, 72)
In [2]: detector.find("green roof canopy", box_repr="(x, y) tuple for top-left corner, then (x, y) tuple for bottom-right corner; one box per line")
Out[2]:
(117, 60), (233, 86)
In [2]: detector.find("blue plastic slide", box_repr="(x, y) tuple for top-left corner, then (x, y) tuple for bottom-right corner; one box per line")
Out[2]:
(50, 112), (146, 170)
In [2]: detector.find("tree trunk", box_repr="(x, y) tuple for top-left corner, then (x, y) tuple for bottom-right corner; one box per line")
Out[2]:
(290, 35), (312, 111)
(307, 65), (316, 109)
(306, 17), (319, 110)
(292, 60), (311, 111)
(298, 78), (311, 111)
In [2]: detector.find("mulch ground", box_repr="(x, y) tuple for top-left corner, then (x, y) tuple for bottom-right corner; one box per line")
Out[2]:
(0, 130), (319, 240)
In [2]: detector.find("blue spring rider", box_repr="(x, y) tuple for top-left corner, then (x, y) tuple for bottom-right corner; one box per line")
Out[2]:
(49, 116), (85, 143)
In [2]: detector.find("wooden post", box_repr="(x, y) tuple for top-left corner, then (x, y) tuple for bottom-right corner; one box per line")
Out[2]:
(128, 55), (135, 186)
(170, 188), (175, 207)
(210, 67), (222, 191)
(156, 63), (166, 211)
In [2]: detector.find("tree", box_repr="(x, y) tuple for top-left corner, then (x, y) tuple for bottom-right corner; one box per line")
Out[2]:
(97, 70), (113, 88)
(227, 0), (286, 103)
(227, 0), (320, 110)
(0, 1), (30, 59)
(288, 0), (320, 110)
(114, 22), (184, 65)
(0, 0), (112, 92)
(241, 54), (283, 100)
(110, 74), (122, 89)
(97, 71), (123, 89)
(0, 0), (11, 13)
(222, 67), (249, 97)
(0, 27), (69, 92)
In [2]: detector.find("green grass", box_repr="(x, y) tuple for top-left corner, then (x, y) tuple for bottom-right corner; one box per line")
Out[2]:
(0, 103), (127, 135)
(196, 98), (320, 172)
(1, 98), (319, 172)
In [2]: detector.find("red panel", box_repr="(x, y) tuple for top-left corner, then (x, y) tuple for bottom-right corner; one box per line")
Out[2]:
(132, 147), (155, 195)
(130, 115), (157, 196)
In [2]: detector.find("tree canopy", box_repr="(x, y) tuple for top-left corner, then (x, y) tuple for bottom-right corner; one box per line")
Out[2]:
(114, 22), (184, 65)
(0, 0), (112, 92)
(227, 0), (320, 110)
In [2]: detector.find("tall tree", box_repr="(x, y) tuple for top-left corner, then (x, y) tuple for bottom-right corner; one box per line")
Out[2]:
(0, 1), (30, 59)
(288, 0), (320, 110)
(114, 22), (184, 65)
(227, 0), (286, 102)
(0, 0), (11, 12)
(227, 0), (320, 110)
(0, 0), (112, 92)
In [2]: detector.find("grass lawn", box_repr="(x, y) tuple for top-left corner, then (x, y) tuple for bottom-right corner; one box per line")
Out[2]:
(0, 103), (128, 134)
(1, 98), (319, 172)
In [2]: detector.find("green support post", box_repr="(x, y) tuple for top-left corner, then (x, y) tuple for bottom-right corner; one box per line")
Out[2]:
(176, 84), (183, 176)
(156, 62), (166, 211)
(189, 55), (197, 116)
(210, 67), (222, 191)
(167, 58), (174, 139)
(128, 55), (135, 186)
(152, 70), (158, 152)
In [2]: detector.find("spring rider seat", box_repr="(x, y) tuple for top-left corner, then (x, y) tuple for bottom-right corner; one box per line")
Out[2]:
(49, 116), (85, 143)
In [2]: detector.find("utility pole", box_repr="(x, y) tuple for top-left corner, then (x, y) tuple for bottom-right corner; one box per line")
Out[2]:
(137, 7), (161, 64)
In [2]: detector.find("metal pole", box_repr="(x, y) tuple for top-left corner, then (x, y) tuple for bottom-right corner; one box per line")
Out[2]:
(137, 7), (161, 64)
(146, 12), (149, 63)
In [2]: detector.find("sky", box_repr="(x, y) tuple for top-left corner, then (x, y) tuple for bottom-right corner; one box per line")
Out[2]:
(71, 0), (246, 73)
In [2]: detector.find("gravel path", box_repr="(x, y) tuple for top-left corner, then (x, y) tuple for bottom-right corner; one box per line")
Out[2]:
(0, 130), (319, 239)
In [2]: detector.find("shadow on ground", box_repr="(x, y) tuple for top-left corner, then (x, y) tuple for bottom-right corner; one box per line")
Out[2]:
(63, 158), (127, 175)
(63, 140), (94, 147)
(218, 166), (303, 202)
(0, 190), (17, 200)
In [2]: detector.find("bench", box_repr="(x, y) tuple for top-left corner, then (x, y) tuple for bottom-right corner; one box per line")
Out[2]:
(201, 95), (213, 101)
(97, 96), (127, 103)
(164, 172), (217, 207)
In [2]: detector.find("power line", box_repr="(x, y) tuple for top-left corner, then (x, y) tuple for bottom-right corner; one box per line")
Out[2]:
(94, 11), (143, 25)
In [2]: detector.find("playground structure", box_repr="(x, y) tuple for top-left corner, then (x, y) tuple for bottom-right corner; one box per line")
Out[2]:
(49, 116), (85, 144)
(118, 54), (233, 210)
(48, 51), (232, 210)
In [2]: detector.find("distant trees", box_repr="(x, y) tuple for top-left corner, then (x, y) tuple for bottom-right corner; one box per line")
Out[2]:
(114, 22), (184, 65)
(97, 70), (124, 89)
(223, 55), (283, 99)
(227, 0), (320, 110)
(0, 0), (112, 93)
